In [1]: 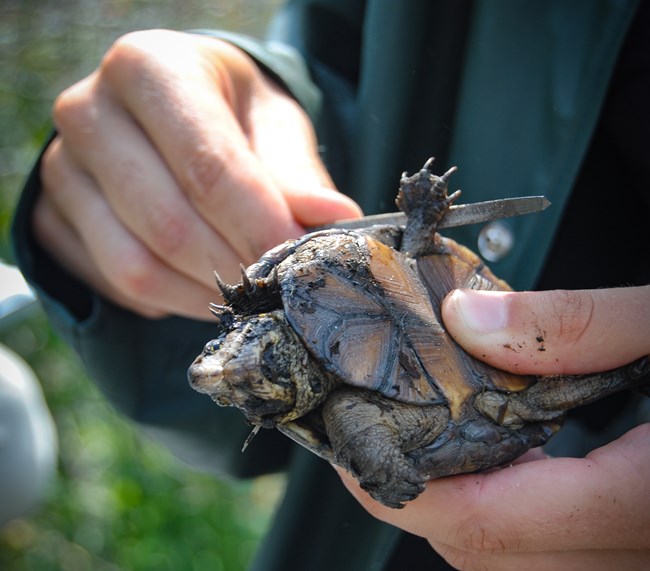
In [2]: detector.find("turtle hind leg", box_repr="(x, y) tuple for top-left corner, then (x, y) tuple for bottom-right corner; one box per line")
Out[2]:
(475, 356), (650, 427)
(322, 387), (449, 508)
(396, 158), (461, 258)
(413, 417), (560, 481)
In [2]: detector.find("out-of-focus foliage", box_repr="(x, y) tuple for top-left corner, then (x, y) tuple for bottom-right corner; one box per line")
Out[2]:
(0, 315), (285, 571)
(0, 0), (282, 260)
(0, 1), (285, 570)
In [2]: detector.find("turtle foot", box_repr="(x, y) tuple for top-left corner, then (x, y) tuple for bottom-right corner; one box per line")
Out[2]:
(414, 419), (559, 480)
(358, 457), (427, 509)
(322, 387), (446, 508)
(396, 157), (461, 257)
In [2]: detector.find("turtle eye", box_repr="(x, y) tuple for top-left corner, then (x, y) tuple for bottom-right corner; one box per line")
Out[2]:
(203, 339), (221, 355)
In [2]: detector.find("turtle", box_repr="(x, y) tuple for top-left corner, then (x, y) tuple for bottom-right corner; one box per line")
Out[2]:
(188, 158), (650, 508)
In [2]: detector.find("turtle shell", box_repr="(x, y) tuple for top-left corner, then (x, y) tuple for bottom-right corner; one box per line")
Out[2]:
(188, 158), (650, 508)
(277, 228), (533, 413)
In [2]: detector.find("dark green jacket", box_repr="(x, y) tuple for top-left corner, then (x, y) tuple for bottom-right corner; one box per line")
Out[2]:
(12, 1), (647, 569)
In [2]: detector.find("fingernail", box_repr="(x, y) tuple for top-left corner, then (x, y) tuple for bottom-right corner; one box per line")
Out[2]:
(448, 289), (508, 333)
(314, 187), (363, 215)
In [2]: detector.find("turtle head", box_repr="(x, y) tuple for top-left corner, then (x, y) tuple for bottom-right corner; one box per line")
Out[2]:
(188, 310), (334, 428)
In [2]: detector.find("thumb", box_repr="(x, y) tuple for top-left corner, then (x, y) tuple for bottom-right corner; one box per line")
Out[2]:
(441, 286), (650, 375)
(280, 184), (363, 228)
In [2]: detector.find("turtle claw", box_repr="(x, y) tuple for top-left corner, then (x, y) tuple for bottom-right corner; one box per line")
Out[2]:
(446, 188), (462, 203)
(441, 165), (458, 181)
(240, 264), (255, 295)
(208, 302), (225, 317)
(422, 156), (436, 172)
(214, 271), (238, 302)
(266, 266), (280, 290)
(208, 303), (235, 328)
(360, 461), (427, 509)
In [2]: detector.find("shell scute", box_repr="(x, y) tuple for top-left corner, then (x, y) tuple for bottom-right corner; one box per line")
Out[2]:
(281, 233), (446, 404)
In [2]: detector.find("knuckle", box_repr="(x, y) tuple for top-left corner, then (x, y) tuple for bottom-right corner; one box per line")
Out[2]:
(52, 80), (97, 135)
(40, 140), (81, 202)
(109, 250), (160, 300)
(102, 30), (158, 70)
(40, 141), (62, 189)
(452, 515), (515, 555)
(100, 30), (174, 85)
(40, 140), (80, 202)
(549, 289), (595, 345)
(184, 144), (232, 201)
(146, 203), (191, 259)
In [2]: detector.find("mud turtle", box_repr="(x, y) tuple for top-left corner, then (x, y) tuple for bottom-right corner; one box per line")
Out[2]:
(188, 158), (649, 508)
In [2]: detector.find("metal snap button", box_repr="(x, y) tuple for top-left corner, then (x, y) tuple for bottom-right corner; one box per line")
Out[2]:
(477, 221), (514, 262)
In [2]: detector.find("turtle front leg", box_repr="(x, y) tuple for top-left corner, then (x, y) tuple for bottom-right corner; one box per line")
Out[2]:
(396, 157), (461, 257)
(322, 387), (449, 508)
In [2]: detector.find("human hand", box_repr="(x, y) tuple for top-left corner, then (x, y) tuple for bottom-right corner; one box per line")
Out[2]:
(33, 30), (360, 319)
(336, 286), (650, 570)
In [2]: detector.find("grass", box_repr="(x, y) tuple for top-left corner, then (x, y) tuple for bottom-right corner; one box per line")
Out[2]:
(0, 1), (285, 569)
(0, 314), (285, 571)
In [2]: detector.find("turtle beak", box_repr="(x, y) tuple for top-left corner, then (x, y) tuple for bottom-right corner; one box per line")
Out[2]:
(187, 353), (226, 394)
(187, 352), (252, 409)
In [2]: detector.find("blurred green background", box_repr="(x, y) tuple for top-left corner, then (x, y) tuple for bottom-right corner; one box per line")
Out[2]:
(0, 1), (286, 569)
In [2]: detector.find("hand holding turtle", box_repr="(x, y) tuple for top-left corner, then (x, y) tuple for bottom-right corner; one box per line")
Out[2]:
(336, 286), (650, 570)
(442, 287), (650, 375)
(33, 30), (360, 319)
